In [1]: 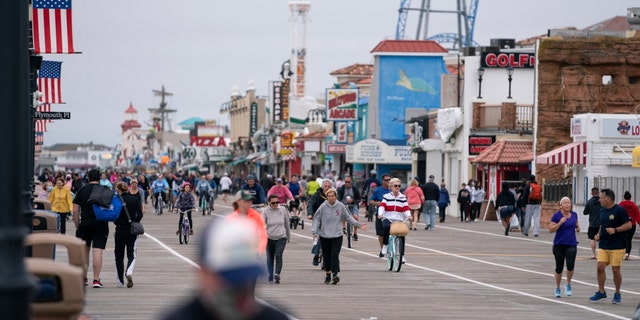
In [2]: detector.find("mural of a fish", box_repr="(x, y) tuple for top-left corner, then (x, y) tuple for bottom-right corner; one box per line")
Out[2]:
(396, 69), (437, 95)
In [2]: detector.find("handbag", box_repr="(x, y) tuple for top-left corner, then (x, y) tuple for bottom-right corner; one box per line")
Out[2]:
(119, 195), (145, 235)
(390, 221), (409, 236)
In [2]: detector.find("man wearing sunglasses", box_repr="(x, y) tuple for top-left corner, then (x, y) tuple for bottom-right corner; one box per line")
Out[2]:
(370, 174), (391, 256)
(337, 175), (362, 241)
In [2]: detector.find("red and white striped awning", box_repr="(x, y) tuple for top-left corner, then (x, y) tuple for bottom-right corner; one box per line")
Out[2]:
(536, 141), (587, 165)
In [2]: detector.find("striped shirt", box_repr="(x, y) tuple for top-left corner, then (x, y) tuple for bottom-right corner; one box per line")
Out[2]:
(377, 192), (411, 222)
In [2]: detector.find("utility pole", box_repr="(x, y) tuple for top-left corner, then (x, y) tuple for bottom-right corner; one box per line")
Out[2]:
(1, 0), (35, 318)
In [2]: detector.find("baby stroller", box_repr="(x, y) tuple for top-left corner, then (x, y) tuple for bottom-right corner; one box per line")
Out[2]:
(288, 199), (304, 230)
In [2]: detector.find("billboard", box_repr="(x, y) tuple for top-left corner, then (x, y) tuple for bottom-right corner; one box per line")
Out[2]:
(378, 56), (446, 143)
(326, 89), (358, 121)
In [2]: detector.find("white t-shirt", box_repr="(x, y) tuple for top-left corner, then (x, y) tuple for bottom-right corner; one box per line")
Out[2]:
(219, 176), (232, 191)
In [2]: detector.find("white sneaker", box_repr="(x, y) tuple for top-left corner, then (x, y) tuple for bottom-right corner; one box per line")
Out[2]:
(381, 244), (388, 253)
(402, 257), (407, 264)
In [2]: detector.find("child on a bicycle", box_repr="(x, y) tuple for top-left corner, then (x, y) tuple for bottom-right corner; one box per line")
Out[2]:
(175, 182), (196, 235)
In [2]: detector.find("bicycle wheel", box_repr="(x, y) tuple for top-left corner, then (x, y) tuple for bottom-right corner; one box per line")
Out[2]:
(346, 222), (352, 248)
(392, 236), (402, 272)
(183, 222), (189, 244)
(387, 237), (394, 271)
(179, 223), (184, 244)
(158, 197), (163, 215)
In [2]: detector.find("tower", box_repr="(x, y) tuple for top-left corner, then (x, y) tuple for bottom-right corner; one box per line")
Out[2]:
(288, 1), (311, 99)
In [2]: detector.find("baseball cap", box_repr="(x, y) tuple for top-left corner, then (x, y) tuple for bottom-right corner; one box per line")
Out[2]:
(276, 178), (283, 183)
(235, 190), (255, 201)
(246, 175), (255, 181)
(370, 169), (377, 175)
(199, 220), (264, 288)
(429, 175), (435, 180)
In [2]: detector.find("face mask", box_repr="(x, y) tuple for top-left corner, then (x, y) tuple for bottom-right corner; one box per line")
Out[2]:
(47, 186), (53, 191)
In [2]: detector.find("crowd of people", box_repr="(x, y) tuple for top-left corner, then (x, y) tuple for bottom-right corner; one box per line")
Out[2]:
(37, 166), (640, 311)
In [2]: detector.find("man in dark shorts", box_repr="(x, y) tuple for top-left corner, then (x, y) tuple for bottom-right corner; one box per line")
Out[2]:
(583, 187), (601, 259)
(73, 168), (109, 288)
(370, 174), (391, 257)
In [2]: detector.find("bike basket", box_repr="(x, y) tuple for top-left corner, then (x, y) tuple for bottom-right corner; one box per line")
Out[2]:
(390, 221), (409, 236)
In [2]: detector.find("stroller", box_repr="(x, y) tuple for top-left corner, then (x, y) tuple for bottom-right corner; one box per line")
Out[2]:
(288, 199), (304, 230)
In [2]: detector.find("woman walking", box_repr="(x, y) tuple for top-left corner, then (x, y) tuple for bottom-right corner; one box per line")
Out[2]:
(495, 181), (516, 236)
(114, 182), (143, 288)
(404, 178), (424, 231)
(437, 182), (450, 223)
(263, 194), (291, 284)
(618, 191), (639, 260)
(312, 188), (368, 285)
(549, 196), (580, 298)
(48, 177), (73, 234)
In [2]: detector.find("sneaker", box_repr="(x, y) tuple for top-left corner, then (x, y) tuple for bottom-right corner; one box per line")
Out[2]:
(505, 227), (509, 236)
(312, 255), (320, 266)
(382, 244), (388, 253)
(379, 252), (385, 258)
(352, 234), (358, 241)
(92, 279), (103, 288)
(332, 274), (340, 285)
(534, 234), (539, 237)
(324, 274), (331, 284)
(474, 219), (478, 223)
(590, 291), (607, 302)
(84, 277), (88, 287)
(554, 287), (561, 298)
(126, 275), (134, 288)
(402, 256), (407, 264)
(268, 280), (274, 284)
(564, 284), (572, 296)
(117, 282), (125, 288)
(274, 274), (280, 284)
(612, 292), (621, 304)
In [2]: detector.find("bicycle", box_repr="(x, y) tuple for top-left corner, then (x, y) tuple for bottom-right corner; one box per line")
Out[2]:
(167, 190), (177, 213)
(199, 194), (209, 215)
(386, 218), (409, 272)
(177, 209), (191, 244)
(155, 192), (164, 215)
(345, 220), (352, 248)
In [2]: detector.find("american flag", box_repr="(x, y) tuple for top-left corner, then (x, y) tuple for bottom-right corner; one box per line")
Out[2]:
(35, 132), (44, 145)
(32, 0), (75, 54)
(38, 61), (63, 104)
(35, 120), (47, 133)
(37, 103), (54, 123)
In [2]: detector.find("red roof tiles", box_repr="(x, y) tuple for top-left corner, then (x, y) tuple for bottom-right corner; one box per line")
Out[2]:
(470, 140), (533, 164)
(370, 40), (448, 54)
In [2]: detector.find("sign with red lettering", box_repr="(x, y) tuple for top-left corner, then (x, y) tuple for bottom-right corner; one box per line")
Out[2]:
(337, 122), (347, 143)
(468, 135), (495, 155)
(326, 89), (358, 121)
(481, 52), (535, 69)
(190, 136), (228, 147)
(326, 144), (346, 154)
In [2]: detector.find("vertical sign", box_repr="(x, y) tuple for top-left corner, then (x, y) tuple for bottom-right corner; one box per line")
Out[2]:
(336, 122), (347, 143)
(272, 81), (283, 123)
(282, 78), (290, 122)
(326, 88), (358, 121)
(249, 102), (258, 138)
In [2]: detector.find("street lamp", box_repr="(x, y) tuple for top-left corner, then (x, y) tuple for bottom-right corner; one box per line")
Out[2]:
(477, 67), (485, 99)
(305, 108), (325, 123)
(506, 67), (514, 99)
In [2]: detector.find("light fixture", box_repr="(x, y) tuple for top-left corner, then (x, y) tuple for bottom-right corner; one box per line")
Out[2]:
(477, 67), (485, 99)
(506, 67), (514, 99)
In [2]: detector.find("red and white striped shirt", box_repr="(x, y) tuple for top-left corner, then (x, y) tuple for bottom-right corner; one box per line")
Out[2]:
(378, 192), (411, 222)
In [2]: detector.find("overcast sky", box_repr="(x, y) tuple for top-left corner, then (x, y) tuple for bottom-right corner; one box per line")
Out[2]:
(43, 0), (637, 147)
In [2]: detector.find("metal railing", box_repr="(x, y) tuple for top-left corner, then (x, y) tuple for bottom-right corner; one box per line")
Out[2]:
(515, 104), (533, 133)
(542, 178), (572, 203)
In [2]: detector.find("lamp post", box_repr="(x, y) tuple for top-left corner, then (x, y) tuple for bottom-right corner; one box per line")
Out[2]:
(477, 67), (485, 99)
(506, 67), (514, 99)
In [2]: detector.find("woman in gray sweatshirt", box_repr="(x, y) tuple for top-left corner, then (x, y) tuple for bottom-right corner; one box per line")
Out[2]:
(311, 188), (368, 285)
(263, 194), (291, 284)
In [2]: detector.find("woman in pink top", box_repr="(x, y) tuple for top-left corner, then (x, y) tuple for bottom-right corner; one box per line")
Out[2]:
(619, 191), (640, 260)
(404, 178), (425, 231)
(268, 178), (295, 205)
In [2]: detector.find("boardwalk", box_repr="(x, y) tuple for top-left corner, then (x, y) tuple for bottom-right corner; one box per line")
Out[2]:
(53, 197), (640, 320)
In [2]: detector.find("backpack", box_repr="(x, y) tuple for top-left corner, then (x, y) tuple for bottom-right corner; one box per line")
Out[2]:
(529, 182), (542, 201)
(93, 192), (123, 221)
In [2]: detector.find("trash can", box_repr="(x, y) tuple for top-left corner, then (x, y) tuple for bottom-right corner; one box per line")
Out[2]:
(30, 210), (60, 259)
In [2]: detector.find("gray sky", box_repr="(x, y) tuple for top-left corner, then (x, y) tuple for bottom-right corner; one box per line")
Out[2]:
(43, 0), (637, 147)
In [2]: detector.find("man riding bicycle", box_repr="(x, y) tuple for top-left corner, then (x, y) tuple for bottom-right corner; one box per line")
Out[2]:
(151, 174), (169, 209)
(240, 175), (267, 207)
(195, 175), (213, 214)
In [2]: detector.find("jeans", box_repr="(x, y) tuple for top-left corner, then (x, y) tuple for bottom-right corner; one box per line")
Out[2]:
(524, 204), (541, 235)
(516, 206), (525, 228)
(320, 236), (343, 274)
(266, 237), (287, 281)
(423, 200), (437, 229)
(438, 205), (447, 222)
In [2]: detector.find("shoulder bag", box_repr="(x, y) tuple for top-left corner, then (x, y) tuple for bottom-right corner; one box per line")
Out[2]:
(119, 195), (145, 235)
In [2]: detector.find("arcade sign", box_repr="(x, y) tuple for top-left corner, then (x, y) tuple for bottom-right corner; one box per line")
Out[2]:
(480, 52), (535, 68)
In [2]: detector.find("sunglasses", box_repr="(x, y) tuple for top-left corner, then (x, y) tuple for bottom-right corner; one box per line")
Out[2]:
(270, 202), (279, 205)
(393, 184), (402, 188)
(344, 181), (352, 183)
(383, 179), (391, 182)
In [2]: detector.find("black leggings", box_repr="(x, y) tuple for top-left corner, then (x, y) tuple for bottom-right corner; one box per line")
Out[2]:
(552, 245), (577, 274)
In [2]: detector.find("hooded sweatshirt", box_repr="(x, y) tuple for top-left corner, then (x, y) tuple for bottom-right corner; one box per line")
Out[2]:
(312, 200), (362, 238)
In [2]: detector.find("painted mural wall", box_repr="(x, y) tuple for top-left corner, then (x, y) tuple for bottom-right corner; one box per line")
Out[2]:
(378, 56), (448, 145)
